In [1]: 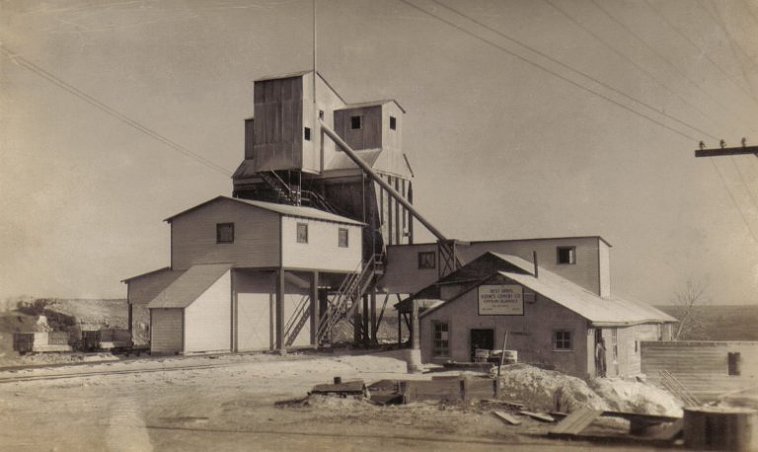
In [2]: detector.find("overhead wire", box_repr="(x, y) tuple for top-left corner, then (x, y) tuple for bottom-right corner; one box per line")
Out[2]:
(644, 0), (758, 105)
(588, 0), (758, 132)
(396, 0), (700, 143)
(400, 0), (758, 244)
(544, 0), (740, 139)
(697, 0), (758, 99)
(428, 0), (718, 141)
(0, 45), (234, 178)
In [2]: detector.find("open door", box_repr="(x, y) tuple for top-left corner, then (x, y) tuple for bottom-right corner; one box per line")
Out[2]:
(470, 328), (494, 361)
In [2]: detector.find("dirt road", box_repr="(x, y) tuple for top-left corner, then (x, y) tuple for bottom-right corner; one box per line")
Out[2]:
(0, 351), (669, 451)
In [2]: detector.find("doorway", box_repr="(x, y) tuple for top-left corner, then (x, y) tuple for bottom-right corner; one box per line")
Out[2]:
(470, 329), (494, 361)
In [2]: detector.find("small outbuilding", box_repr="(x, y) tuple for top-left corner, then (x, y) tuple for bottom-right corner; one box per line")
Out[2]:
(412, 252), (676, 379)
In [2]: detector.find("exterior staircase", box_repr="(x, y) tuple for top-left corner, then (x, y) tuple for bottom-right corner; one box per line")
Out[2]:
(259, 171), (301, 205)
(317, 256), (379, 345)
(283, 294), (311, 347)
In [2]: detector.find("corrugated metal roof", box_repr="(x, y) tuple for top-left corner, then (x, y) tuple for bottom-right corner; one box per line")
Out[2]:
(419, 253), (676, 326)
(148, 264), (231, 309)
(164, 196), (365, 226)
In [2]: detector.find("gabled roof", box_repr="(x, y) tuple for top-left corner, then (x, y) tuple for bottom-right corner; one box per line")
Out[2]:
(164, 196), (365, 226)
(122, 267), (172, 283)
(148, 264), (231, 309)
(337, 99), (407, 114)
(253, 70), (348, 104)
(416, 252), (675, 326)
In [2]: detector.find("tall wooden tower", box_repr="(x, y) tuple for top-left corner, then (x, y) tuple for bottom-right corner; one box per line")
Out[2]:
(232, 71), (416, 261)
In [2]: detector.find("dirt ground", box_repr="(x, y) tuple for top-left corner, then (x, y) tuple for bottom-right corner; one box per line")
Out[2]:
(0, 350), (673, 452)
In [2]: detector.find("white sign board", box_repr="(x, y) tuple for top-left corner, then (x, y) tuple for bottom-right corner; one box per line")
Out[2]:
(478, 285), (524, 316)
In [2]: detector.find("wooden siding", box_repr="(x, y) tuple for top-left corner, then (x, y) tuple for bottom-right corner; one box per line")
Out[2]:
(641, 341), (758, 401)
(171, 198), (280, 270)
(420, 285), (590, 378)
(184, 270), (231, 353)
(244, 118), (254, 159)
(302, 73), (346, 173)
(126, 269), (183, 345)
(251, 76), (303, 171)
(334, 105), (382, 151)
(596, 324), (659, 378)
(598, 241), (611, 298)
(382, 237), (604, 295)
(280, 217), (362, 272)
(151, 309), (183, 354)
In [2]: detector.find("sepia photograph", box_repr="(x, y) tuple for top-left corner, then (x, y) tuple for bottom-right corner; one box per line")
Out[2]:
(1, 0), (757, 450)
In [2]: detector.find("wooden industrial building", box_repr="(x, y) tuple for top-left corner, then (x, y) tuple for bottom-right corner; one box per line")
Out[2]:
(124, 196), (363, 354)
(124, 70), (679, 372)
(399, 246), (676, 379)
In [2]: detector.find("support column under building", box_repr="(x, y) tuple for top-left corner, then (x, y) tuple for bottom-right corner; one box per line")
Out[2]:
(369, 288), (377, 345)
(310, 271), (320, 347)
(276, 268), (285, 352)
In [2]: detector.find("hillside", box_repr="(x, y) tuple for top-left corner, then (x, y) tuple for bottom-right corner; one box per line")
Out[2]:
(656, 304), (758, 341)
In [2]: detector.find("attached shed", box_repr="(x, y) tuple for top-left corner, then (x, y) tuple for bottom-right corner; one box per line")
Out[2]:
(413, 253), (675, 379)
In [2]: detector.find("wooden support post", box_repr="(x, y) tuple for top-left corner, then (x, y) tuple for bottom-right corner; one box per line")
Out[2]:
(397, 311), (402, 346)
(362, 294), (370, 345)
(231, 269), (238, 352)
(276, 268), (285, 353)
(407, 182), (414, 244)
(411, 300), (419, 349)
(310, 271), (319, 347)
(369, 288), (377, 345)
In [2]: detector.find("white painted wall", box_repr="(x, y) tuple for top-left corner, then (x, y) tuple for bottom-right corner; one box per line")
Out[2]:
(184, 270), (231, 353)
(150, 309), (183, 354)
(281, 216), (362, 272)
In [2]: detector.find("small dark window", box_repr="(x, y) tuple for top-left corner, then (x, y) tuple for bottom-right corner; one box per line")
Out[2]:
(304, 127), (311, 141)
(296, 223), (308, 244)
(338, 228), (349, 248)
(389, 116), (396, 130)
(318, 110), (324, 120)
(557, 246), (576, 265)
(433, 322), (449, 357)
(554, 330), (572, 350)
(216, 223), (234, 243)
(418, 251), (436, 269)
(728, 352), (741, 376)
(351, 115), (361, 129)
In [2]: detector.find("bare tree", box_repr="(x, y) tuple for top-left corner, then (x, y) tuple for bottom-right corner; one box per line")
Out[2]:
(672, 280), (711, 340)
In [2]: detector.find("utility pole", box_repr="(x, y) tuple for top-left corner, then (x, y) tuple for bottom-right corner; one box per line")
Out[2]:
(694, 138), (757, 158)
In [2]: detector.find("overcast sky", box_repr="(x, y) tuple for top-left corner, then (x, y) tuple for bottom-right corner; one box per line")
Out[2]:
(1, 0), (757, 305)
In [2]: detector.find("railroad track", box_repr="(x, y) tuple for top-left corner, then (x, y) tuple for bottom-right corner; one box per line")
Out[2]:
(0, 352), (319, 384)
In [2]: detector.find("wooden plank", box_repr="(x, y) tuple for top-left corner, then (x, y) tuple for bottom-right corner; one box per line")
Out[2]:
(550, 407), (601, 435)
(492, 410), (521, 425)
(520, 410), (556, 423)
(311, 380), (365, 394)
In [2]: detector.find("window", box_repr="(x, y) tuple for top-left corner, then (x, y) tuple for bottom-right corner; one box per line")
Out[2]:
(296, 223), (308, 244)
(554, 330), (572, 350)
(318, 110), (324, 120)
(433, 322), (449, 357)
(389, 116), (397, 130)
(728, 352), (741, 376)
(351, 115), (361, 129)
(304, 127), (311, 141)
(216, 223), (234, 243)
(557, 246), (576, 265)
(338, 228), (349, 248)
(418, 251), (436, 269)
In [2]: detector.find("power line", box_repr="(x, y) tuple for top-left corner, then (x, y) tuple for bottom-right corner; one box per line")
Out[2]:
(401, 0), (758, 244)
(645, 0), (758, 105)
(396, 0), (700, 143)
(429, 0), (718, 141)
(0, 45), (234, 177)
(709, 158), (758, 244)
(588, 0), (758, 135)
(697, 0), (758, 99)
(544, 0), (736, 140)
